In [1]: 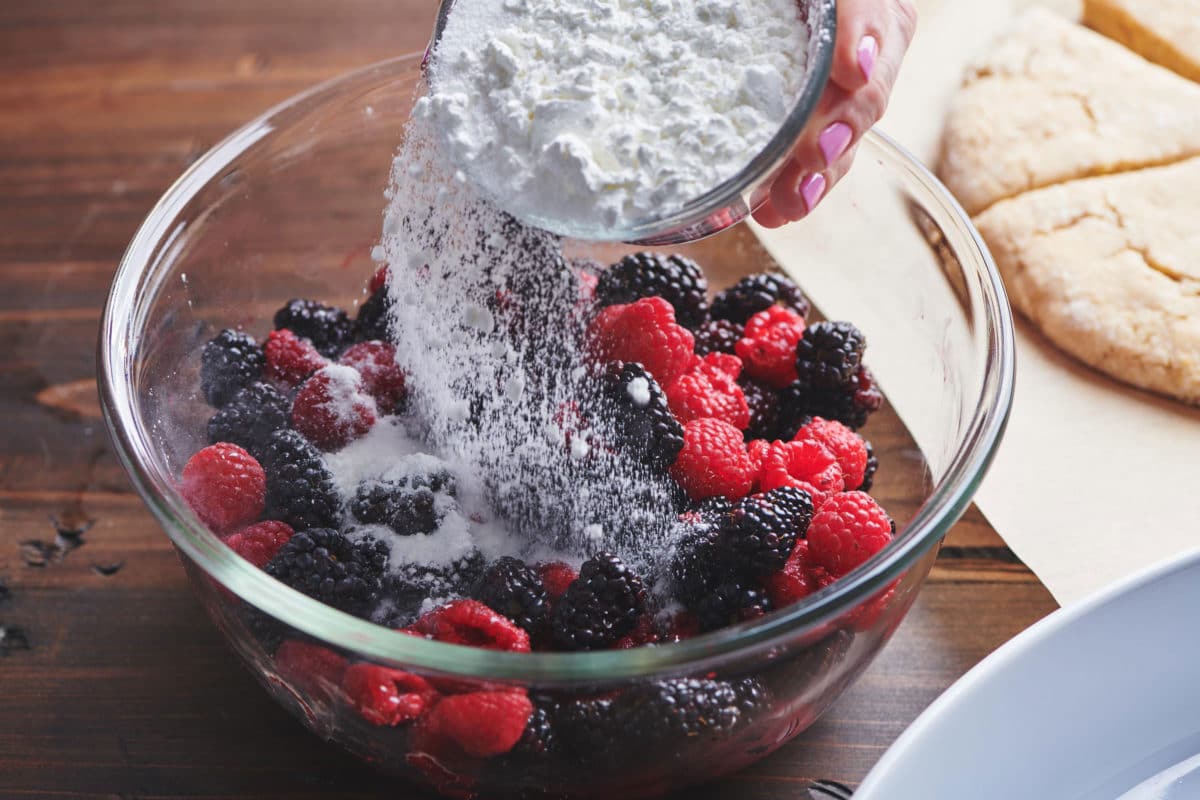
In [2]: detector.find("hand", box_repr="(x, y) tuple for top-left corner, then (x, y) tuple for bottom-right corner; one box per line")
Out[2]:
(754, 0), (918, 226)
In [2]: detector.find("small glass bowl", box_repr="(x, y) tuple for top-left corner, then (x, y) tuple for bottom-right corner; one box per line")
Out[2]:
(428, 0), (837, 245)
(99, 54), (1014, 799)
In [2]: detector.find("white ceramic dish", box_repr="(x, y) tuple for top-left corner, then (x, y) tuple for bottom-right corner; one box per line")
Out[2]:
(856, 547), (1200, 800)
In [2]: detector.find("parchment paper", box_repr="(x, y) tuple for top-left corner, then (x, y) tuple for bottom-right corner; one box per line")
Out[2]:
(756, 0), (1200, 606)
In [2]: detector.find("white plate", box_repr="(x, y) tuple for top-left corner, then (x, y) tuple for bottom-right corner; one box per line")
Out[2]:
(856, 547), (1200, 800)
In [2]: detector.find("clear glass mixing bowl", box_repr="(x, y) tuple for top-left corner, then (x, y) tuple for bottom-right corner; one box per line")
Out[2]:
(98, 54), (1014, 799)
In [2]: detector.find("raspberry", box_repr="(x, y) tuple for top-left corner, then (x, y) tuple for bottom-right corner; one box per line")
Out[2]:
(180, 443), (266, 535)
(200, 329), (264, 407)
(260, 428), (341, 530)
(666, 353), (750, 429)
(794, 320), (866, 392)
(712, 272), (811, 324)
(428, 691), (534, 758)
(537, 561), (578, 604)
(339, 341), (408, 414)
(342, 662), (437, 727)
(588, 361), (684, 470)
(794, 417), (869, 490)
(757, 439), (843, 508)
(551, 552), (646, 651)
(807, 491), (894, 577)
(291, 365), (377, 451)
(273, 298), (354, 358)
(355, 285), (394, 343)
(740, 379), (783, 441)
(764, 540), (816, 608)
(265, 528), (389, 616)
(735, 306), (805, 388)
(595, 252), (710, 330)
(587, 297), (696, 388)
(472, 557), (551, 638)
(670, 418), (757, 501)
(368, 265), (389, 293)
(410, 599), (532, 653)
(694, 582), (773, 631)
(206, 381), (291, 460)
(263, 328), (328, 388)
(721, 486), (814, 577)
(613, 614), (660, 649)
(274, 639), (348, 704)
(861, 440), (879, 492)
(223, 520), (294, 568)
(693, 318), (743, 357)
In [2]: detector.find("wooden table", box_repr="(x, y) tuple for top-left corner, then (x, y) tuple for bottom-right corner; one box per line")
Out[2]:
(0, 3), (1058, 797)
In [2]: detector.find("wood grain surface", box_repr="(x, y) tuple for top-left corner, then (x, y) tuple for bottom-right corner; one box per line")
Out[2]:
(0, 2), (1058, 798)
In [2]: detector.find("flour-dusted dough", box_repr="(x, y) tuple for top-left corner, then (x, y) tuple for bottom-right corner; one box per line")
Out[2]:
(974, 157), (1200, 405)
(1084, 0), (1200, 83)
(937, 8), (1200, 216)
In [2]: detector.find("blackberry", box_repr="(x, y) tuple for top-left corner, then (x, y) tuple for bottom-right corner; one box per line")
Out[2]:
(206, 381), (290, 458)
(551, 552), (646, 651)
(731, 676), (772, 719)
(788, 365), (883, 431)
(354, 286), (394, 343)
(273, 298), (354, 358)
(472, 557), (550, 636)
(861, 440), (878, 492)
(511, 703), (557, 758)
(374, 550), (486, 626)
(613, 678), (743, 743)
(669, 521), (728, 607)
(589, 361), (683, 471)
(694, 583), (773, 632)
(200, 329), (264, 408)
(793, 321), (866, 392)
(721, 488), (811, 578)
(767, 485), (816, 532)
(693, 318), (743, 357)
(740, 378), (782, 441)
(711, 273), (811, 324)
(554, 696), (617, 760)
(264, 528), (388, 616)
(351, 477), (450, 535)
(595, 252), (709, 330)
(693, 495), (734, 521)
(260, 429), (341, 530)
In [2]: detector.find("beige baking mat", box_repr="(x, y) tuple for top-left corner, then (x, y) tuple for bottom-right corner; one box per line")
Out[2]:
(756, 0), (1200, 606)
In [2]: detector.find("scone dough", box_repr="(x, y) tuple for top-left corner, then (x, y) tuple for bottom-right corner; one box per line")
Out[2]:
(974, 158), (1200, 405)
(938, 8), (1200, 216)
(1084, 0), (1200, 83)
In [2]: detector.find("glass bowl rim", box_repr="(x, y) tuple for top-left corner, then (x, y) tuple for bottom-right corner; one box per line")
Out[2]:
(98, 53), (1016, 684)
(427, 0), (838, 243)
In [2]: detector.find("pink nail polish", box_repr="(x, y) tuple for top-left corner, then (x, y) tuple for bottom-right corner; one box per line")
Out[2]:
(818, 122), (853, 167)
(858, 35), (878, 81)
(799, 173), (826, 214)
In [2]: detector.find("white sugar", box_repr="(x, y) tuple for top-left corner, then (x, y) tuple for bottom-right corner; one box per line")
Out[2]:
(422, 0), (810, 230)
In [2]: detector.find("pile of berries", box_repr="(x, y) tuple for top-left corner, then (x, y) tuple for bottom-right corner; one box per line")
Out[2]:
(178, 253), (897, 761)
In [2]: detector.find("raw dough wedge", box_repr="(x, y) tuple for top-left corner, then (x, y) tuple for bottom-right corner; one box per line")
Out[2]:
(938, 8), (1200, 216)
(1084, 0), (1200, 83)
(974, 157), (1200, 405)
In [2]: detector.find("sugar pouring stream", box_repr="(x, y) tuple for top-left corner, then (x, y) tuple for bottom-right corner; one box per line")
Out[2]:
(423, 0), (837, 245)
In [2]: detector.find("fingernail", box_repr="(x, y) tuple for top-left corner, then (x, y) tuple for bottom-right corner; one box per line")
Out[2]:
(858, 35), (878, 80)
(818, 122), (853, 167)
(799, 173), (827, 214)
